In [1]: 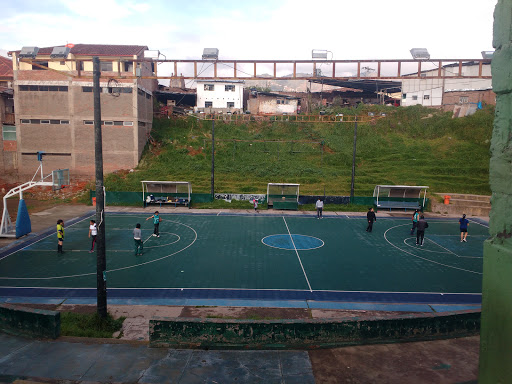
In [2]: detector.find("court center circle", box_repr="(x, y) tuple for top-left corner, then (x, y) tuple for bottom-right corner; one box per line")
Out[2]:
(262, 234), (324, 250)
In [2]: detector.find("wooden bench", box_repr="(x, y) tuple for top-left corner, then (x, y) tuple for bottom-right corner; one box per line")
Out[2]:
(146, 198), (190, 208)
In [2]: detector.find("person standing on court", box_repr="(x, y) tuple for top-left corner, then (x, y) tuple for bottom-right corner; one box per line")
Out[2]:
(410, 209), (420, 235)
(253, 199), (258, 212)
(416, 215), (429, 246)
(316, 198), (324, 219)
(133, 223), (143, 255)
(459, 214), (469, 242)
(366, 207), (376, 232)
(88, 220), (97, 253)
(56, 219), (65, 254)
(146, 211), (161, 237)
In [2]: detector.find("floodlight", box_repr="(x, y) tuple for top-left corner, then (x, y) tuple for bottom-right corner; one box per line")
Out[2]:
(202, 48), (219, 60)
(50, 46), (70, 59)
(312, 49), (328, 59)
(410, 48), (430, 60)
(19, 46), (39, 59)
(481, 51), (494, 59)
(144, 50), (160, 59)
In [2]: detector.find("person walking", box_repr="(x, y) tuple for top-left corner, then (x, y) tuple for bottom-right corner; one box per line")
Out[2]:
(146, 211), (161, 237)
(459, 214), (469, 242)
(316, 198), (324, 219)
(410, 209), (420, 235)
(88, 220), (97, 253)
(133, 223), (143, 255)
(366, 207), (376, 232)
(416, 215), (429, 246)
(56, 219), (65, 254)
(253, 199), (258, 212)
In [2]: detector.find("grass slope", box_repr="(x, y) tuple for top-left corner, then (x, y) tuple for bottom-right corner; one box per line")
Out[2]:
(105, 104), (493, 196)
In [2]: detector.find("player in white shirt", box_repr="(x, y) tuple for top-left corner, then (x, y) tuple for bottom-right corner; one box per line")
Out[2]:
(88, 220), (97, 253)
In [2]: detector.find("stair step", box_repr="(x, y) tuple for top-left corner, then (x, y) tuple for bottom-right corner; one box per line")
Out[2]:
(434, 193), (491, 203)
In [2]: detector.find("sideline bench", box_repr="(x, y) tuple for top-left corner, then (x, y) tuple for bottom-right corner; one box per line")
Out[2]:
(145, 197), (189, 208)
(374, 200), (422, 211)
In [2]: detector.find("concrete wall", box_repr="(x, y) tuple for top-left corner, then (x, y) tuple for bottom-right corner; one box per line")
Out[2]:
(149, 310), (480, 349)
(0, 303), (60, 339)
(479, 1), (512, 381)
(442, 90), (496, 111)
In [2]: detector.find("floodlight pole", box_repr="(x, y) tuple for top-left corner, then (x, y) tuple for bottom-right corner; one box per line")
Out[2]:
(211, 120), (215, 198)
(350, 116), (358, 202)
(93, 57), (107, 318)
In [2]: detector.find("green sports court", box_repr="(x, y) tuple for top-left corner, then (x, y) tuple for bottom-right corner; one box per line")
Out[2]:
(0, 211), (487, 306)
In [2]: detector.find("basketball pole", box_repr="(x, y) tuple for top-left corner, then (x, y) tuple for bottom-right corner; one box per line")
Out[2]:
(93, 57), (107, 318)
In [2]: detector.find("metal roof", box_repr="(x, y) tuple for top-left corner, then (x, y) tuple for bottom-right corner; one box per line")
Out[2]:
(309, 78), (402, 93)
(10, 44), (148, 57)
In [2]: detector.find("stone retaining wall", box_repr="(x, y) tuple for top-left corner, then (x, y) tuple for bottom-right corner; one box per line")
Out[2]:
(0, 303), (60, 339)
(149, 310), (480, 349)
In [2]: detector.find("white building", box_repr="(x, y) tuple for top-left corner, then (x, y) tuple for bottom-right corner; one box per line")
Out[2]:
(196, 80), (244, 113)
(401, 62), (492, 110)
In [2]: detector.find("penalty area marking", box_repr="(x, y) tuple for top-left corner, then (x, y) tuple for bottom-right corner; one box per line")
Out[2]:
(0, 220), (197, 281)
(384, 223), (482, 275)
(402, 237), (482, 259)
(282, 217), (312, 292)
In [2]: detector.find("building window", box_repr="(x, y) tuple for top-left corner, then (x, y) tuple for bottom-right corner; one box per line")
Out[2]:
(50, 119), (60, 124)
(100, 62), (113, 71)
(114, 121), (123, 126)
(32, 62), (48, 70)
(21, 119), (30, 124)
(124, 62), (133, 72)
(138, 89), (144, 96)
(205, 101), (213, 108)
(41, 120), (50, 124)
(19, 85), (28, 91)
(412, 95), (418, 101)
(423, 95), (430, 100)
(58, 86), (68, 92)
(82, 86), (93, 92)
(84, 120), (94, 125)
(277, 99), (290, 105)
(145, 92), (151, 99)
(103, 121), (114, 126)
(2, 126), (16, 141)
(227, 102), (235, 108)
(225, 85), (235, 91)
(30, 119), (40, 124)
(120, 88), (133, 93)
(204, 84), (214, 91)
(138, 121), (146, 127)
(402, 93), (406, 99)
(123, 121), (134, 126)
(459, 96), (469, 104)
(60, 120), (69, 124)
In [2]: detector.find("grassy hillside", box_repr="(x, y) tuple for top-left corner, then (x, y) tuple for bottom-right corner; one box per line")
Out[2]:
(105, 104), (493, 196)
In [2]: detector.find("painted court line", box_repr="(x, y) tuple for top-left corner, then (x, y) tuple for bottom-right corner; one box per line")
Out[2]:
(282, 217), (312, 292)
(426, 237), (482, 259)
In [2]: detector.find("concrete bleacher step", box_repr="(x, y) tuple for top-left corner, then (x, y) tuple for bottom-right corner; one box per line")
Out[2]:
(431, 193), (491, 217)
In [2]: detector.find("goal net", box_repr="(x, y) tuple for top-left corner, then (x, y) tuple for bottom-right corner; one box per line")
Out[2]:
(267, 183), (300, 210)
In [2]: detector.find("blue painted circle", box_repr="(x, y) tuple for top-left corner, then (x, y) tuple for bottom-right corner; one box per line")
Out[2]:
(262, 234), (324, 251)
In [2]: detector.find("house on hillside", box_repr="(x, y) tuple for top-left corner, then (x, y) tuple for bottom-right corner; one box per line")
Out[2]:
(247, 91), (299, 115)
(195, 80), (244, 113)
(401, 62), (494, 112)
(7, 44), (158, 179)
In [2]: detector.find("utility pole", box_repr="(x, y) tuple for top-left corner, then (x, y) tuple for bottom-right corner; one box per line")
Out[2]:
(93, 57), (107, 318)
(211, 120), (215, 198)
(350, 115), (358, 202)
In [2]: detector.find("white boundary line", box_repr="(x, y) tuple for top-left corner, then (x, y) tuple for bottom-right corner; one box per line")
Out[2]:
(402, 237), (482, 259)
(426, 237), (482, 259)
(282, 217), (312, 292)
(384, 223), (482, 275)
(468, 218), (490, 228)
(0, 220), (197, 280)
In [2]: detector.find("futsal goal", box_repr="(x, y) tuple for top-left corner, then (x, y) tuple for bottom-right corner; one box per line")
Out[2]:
(142, 181), (192, 208)
(267, 183), (300, 210)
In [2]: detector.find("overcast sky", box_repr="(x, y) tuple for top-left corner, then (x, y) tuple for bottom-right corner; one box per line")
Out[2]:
(0, 0), (497, 62)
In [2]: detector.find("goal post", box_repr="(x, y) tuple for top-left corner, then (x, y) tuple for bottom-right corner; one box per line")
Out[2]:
(267, 183), (300, 210)
(142, 181), (192, 207)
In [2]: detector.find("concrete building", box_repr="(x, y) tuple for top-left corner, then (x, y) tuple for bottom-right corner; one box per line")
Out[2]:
(0, 56), (16, 176)
(247, 91), (299, 115)
(195, 80), (244, 113)
(401, 62), (494, 111)
(7, 44), (157, 180)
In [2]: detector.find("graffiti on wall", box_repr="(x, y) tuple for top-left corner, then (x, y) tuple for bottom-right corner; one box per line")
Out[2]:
(214, 193), (266, 203)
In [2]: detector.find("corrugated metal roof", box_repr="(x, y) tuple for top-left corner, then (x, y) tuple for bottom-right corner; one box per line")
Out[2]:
(309, 78), (402, 93)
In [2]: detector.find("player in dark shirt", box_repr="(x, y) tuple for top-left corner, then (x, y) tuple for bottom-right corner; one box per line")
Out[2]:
(416, 215), (429, 246)
(459, 214), (469, 242)
(366, 207), (376, 232)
